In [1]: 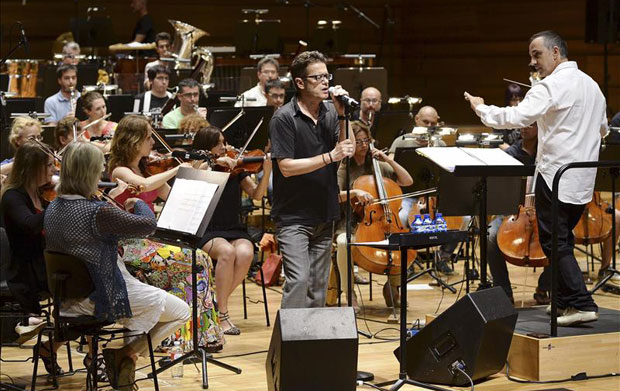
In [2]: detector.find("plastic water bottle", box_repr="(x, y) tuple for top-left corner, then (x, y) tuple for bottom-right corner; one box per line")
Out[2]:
(434, 213), (448, 232)
(170, 341), (184, 378)
(422, 214), (436, 233)
(411, 214), (423, 234)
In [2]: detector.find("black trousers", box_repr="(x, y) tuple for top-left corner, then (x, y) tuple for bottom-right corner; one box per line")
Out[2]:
(535, 175), (597, 312)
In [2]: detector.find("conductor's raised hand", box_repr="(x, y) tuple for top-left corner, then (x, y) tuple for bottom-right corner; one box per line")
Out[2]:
(464, 92), (484, 111)
(330, 139), (354, 162)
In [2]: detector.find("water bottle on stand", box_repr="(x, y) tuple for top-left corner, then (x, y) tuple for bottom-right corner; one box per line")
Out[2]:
(411, 214), (423, 234)
(434, 213), (448, 232)
(422, 214), (436, 233)
(170, 341), (184, 378)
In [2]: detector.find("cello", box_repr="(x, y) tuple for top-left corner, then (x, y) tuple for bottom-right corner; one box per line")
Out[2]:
(351, 142), (416, 275)
(573, 191), (612, 244)
(497, 194), (547, 267)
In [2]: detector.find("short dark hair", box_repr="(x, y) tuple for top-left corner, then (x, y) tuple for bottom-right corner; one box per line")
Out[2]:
(155, 32), (171, 45)
(147, 65), (170, 81)
(177, 78), (200, 93)
(529, 30), (568, 58)
(57, 64), (77, 79)
(504, 83), (525, 106)
(290, 51), (327, 92)
(265, 78), (286, 95)
(257, 57), (279, 72)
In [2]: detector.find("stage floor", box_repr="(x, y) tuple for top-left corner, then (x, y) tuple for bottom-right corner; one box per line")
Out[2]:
(2, 257), (620, 391)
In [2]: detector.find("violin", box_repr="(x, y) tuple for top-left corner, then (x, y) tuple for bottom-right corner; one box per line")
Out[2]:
(145, 155), (179, 175)
(573, 191), (612, 245)
(39, 183), (57, 203)
(351, 141), (416, 276)
(497, 194), (547, 267)
(214, 149), (266, 176)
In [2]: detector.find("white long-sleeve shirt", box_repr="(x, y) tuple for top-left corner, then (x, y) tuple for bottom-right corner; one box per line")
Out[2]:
(474, 61), (608, 205)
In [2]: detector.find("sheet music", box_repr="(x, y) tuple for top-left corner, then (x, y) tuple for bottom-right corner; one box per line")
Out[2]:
(417, 147), (523, 172)
(157, 178), (219, 235)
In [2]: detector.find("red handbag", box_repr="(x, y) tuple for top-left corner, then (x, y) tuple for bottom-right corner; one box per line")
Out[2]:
(255, 253), (282, 287)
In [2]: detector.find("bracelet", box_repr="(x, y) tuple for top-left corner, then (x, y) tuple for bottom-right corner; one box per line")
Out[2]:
(321, 153), (328, 165)
(328, 153), (334, 163)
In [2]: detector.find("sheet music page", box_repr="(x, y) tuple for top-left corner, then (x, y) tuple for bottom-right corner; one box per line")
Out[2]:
(157, 178), (219, 235)
(461, 148), (523, 166)
(416, 147), (484, 172)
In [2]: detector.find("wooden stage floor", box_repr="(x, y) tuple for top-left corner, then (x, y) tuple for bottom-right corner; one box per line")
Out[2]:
(2, 257), (619, 391)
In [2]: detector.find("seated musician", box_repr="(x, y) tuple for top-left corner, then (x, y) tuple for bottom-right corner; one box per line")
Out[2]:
(43, 64), (79, 125)
(143, 32), (171, 89)
(235, 57), (279, 107)
(328, 121), (413, 309)
(108, 115), (225, 351)
(44, 142), (190, 390)
(486, 123), (552, 304)
(129, 0), (155, 44)
(192, 126), (271, 335)
(1, 116), (43, 178)
(135, 65), (172, 113)
(265, 78), (286, 109)
(162, 78), (202, 129)
(179, 113), (209, 145)
(388, 105), (441, 154)
(1, 142), (64, 373)
(79, 91), (118, 151)
(497, 83), (526, 150)
(352, 87), (382, 128)
(53, 117), (80, 151)
(61, 41), (81, 65)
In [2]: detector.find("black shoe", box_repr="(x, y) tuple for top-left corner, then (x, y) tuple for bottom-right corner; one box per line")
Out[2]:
(436, 260), (454, 276)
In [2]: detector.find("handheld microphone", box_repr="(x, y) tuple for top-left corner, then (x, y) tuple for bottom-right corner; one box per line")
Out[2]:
(171, 149), (212, 161)
(328, 87), (359, 109)
(18, 22), (29, 55)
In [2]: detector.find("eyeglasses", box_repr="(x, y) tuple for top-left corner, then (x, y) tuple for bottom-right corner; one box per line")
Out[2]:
(362, 98), (380, 104)
(355, 138), (370, 145)
(261, 69), (278, 76)
(268, 93), (285, 99)
(305, 73), (333, 82)
(179, 92), (200, 98)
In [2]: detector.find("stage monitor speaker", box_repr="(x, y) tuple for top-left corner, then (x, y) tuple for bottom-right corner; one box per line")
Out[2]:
(266, 307), (358, 391)
(585, 0), (619, 44)
(395, 287), (517, 386)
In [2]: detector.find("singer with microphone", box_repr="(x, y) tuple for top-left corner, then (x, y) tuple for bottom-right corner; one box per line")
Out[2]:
(269, 50), (355, 309)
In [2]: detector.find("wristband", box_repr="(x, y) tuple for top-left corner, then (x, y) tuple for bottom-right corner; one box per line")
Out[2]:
(321, 153), (328, 165)
(337, 115), (346, 121)
(328, 153), (334, 163)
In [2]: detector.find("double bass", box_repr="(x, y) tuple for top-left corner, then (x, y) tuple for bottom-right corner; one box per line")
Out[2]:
(351, 142), (416, 275)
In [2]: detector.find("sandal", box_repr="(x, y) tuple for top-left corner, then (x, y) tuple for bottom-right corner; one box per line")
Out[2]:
(219, 311), (241, 335)
(83, 355), (108, 383)
(34, 342), (64, 376)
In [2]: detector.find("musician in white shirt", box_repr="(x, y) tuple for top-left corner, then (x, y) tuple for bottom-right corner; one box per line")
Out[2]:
(235, 57), (279, 107)
(464, 30), (608, 327)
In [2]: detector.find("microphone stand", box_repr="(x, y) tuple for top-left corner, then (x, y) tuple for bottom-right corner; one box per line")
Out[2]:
(344, 103), (374, 383)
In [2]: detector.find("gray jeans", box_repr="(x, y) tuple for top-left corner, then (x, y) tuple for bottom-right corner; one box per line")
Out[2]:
(276, 222), (334, 309)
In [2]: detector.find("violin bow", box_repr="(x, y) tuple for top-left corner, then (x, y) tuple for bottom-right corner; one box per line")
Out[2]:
(235, 117), (264, 161)
(221, 109), (246, 133)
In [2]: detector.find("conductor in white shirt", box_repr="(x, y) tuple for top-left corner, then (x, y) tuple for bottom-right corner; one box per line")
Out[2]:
(464, 30), (608, 327)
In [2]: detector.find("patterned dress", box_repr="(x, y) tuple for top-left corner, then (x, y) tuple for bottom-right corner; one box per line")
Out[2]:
(115, 188), (225, 349)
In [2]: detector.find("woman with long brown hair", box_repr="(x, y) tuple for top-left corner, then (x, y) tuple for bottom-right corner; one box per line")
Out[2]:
(108, 115), (226, 351)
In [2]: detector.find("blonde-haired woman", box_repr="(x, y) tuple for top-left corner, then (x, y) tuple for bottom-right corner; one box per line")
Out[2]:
(44, 142), (190, 390)
(109, 115), (226, 351)
(1, 116), (43, 177)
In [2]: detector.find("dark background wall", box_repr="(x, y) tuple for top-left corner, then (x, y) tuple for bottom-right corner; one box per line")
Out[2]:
(1, 0), (618, 124)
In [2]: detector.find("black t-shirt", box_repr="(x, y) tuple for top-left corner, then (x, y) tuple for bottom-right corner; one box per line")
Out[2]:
(206, 172), (250, 231)
(270, 97), (340, 225)
(504, 139), (536, 165)
(132, 14), (156, 43)
(134, 92), (169, 112)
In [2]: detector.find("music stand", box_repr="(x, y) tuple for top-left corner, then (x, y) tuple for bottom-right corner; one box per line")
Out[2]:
(208, 106), (273, 150)
(333, 67), (388, 107)
(234, 20), (282, 55)
(149, 167), (241, 388)
(372, 110), (415, 150)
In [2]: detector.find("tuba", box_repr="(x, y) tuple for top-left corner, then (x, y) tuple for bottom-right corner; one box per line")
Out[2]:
(169, 19), (209, 70)
(192, 46), (214, 87)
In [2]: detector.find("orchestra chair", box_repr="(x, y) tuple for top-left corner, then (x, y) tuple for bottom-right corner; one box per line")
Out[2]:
(36, 250), (160, 391)
(241, 239), (271, 327)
